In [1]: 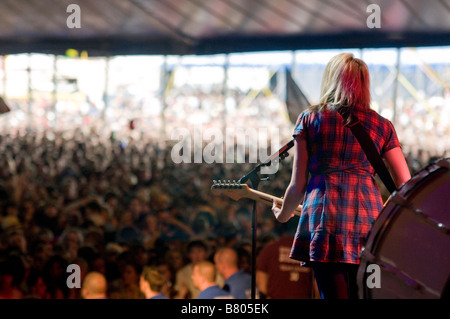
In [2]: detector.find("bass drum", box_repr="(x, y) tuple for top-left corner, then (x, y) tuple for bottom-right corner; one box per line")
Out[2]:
(357, 158), (450, 299)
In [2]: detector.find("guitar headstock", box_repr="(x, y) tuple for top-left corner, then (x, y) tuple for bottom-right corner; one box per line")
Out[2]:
(210, 180), (250, 201)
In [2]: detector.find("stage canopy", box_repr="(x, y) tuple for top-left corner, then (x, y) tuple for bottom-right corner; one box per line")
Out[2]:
(1, 0), (450, 57)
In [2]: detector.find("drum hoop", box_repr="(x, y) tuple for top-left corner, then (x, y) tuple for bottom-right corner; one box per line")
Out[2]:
(398, 158), (449, 195)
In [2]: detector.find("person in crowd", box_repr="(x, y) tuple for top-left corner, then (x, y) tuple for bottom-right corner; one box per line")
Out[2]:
(155, 261), (176, 299)
(214, 247), (252, 299)
(139, 266), (168, 299)
(174, 239), (223, 299)
(56, 227), (84, 262)
(191, 261), (233, 299)
(256, 219), (319, 299)
(108, 253), (144, 299)
(81, 271), (108, 299)
(0, 256), (25, 299)
(23, 270), (50, 299)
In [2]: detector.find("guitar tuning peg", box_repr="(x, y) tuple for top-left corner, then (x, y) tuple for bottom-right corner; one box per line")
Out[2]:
(213, 180), (217, 184)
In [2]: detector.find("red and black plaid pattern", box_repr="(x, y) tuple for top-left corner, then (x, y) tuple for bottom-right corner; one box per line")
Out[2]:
(290, 106), (401, 264)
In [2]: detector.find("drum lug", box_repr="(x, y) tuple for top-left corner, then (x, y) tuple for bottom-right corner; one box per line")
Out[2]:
(388, 193), (407, 206)
(389, 193), (450, 236)
(436, 158), (450, 169)
(360, 249), (423, 291)
(360, 247), (376, 263)
(414, 209), (450, 235)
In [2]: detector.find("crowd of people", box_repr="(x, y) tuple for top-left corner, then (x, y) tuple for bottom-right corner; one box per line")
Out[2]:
(0, 121), (307, 299)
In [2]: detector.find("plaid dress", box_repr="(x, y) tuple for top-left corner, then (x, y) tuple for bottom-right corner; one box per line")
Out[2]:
(290, 105), (401, 264)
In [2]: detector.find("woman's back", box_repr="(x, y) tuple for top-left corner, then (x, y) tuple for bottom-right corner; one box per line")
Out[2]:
(291, 105), (401, 263)
(295, 106), (399, 176)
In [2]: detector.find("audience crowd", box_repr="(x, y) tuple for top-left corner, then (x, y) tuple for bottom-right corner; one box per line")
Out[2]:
(0, 121), (299, 299)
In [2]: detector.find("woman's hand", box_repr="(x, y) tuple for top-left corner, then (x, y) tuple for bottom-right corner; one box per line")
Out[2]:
(272, 198), (296, 223)
(271, 199), (289, 223)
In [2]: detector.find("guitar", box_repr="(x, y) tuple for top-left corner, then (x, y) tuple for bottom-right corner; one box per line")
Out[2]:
(210, 180), (302, 217)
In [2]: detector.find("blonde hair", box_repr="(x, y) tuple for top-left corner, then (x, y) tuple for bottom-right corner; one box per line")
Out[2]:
(195, 261), (216, 282)
(313, 53), (371, 113)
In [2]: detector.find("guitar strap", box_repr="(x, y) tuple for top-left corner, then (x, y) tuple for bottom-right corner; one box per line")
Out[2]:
(337, 108), (397, 194)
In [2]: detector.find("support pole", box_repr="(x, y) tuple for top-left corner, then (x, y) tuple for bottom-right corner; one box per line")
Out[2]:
(161, 55), (169, 138)
(102, 56), (110, 126)
(27, 53), (33, 130)
(1, 55), (6, 98)
(392, 48), (401, 126)
(222, 54), (229, 135)
(52, 54), (58, 129)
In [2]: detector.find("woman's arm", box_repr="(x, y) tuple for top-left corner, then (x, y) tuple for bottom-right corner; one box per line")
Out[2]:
(272, 137), (308, 223)
(384, 146), (411, 188)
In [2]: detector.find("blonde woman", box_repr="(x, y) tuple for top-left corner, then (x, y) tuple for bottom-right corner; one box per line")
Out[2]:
(272, 53), (411, 299)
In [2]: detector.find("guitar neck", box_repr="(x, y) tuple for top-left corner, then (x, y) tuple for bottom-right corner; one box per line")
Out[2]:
(244, 188), (302, 217)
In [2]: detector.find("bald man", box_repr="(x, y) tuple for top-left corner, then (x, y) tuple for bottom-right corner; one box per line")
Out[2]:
(214, 247), (252, 299)
(191, 261), (233, 299)
(81, 271), (108, 299)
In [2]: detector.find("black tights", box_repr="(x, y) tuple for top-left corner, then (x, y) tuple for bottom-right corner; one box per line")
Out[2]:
(311, 262), (359, 299)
